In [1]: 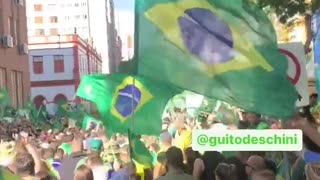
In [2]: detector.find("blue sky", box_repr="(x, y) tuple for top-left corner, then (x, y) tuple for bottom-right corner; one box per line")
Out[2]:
(114, 0), (134, 11)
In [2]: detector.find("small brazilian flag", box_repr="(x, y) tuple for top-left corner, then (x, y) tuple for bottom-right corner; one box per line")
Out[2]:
(82, 114), (101, 130)
(56, 100), (69, 117)
(122, 0), (297, 119)
(128, 130), (153, 168)
(38, 105), (49, 121)
(56, 100), (84, 120)
(76, 73), (181, 136)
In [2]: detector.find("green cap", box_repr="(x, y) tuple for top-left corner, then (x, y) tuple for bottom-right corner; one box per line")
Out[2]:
(90, 139), (103, 152)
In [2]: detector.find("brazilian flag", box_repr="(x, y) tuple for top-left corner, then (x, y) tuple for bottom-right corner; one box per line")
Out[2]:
(56, 100), (84, 120)
(76, 73), (181, 136)
(128, 130), (153, 168)
(122, 0), (297, 119)
(25, 97), (37, 119)
(56, 100), (70, 117)
(82, 114), (101, 130)
(38, 105), (50, 121)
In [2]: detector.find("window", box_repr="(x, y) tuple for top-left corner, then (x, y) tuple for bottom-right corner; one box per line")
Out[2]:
(50, 28), (58, 35)
(81, 2), (87, 6)
(90, 60), (95, 73)
(8, 17), (17, 45)
(34, 4), (42, 11)
(17, 72), (23, 108)
(0, 68), (6, 89)
(48, 4), (57, 11)
(49, 16), (58, 23)
(27, 29), (33, 36)
(35, 29), (45, 36)
(75, 3), (79, 7)
(27, 17), (31, 23)
(74, 15), (80, 20)
(54, 55), (64, 73)
(10, 71), (17, 107)
(13, 20), (17, 45)
(34, 16), (43, 24)
(83, 15), (87, 19)
(7, 17), (11, 36)
(80, 55), (87, 75)
(33, 56), (43, 74)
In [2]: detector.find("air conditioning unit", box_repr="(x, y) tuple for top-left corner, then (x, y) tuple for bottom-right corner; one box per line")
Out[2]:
(19, 43), (28, 55)
(16, 0), (24, 6)
(2, 35), (14, 48)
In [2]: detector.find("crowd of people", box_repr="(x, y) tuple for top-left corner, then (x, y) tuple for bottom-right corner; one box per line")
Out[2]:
(0, 94), (320, 180)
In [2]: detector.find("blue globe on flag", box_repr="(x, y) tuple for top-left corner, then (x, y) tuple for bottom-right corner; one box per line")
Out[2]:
(115, 85), (142, 118)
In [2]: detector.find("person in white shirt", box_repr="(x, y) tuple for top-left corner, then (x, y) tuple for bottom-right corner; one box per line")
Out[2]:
(87, 153), (108, 180)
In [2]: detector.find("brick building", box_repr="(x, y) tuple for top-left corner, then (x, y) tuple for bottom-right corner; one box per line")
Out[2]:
(0, 0), (30, 108)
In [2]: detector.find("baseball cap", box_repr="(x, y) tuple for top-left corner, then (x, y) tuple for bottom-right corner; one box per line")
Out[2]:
(90, 139), (103, 152)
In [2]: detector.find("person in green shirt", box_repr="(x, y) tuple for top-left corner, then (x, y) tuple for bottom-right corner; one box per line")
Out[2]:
(246, 112), (270, 130)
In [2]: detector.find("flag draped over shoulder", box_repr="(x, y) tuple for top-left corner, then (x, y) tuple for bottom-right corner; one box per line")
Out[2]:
(128, 130), (153, 167)
(127, 0), (297, 119)
(76, 73), (181, 135)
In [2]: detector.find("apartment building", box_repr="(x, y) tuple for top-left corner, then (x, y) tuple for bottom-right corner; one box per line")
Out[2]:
(26, 0), (119, 73)
(0, 0), (30, 108)
(28, 34), (102, 113)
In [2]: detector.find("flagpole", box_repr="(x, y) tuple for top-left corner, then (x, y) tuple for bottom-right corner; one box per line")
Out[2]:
(131, 77), (135, 132)
(128, 77), (136, 163)
(127, 0), (139, 165)
(72, 94), (76, 103)
(37, 105), (43, 117)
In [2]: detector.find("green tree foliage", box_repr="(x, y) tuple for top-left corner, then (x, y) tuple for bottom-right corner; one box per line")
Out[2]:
(253, 0), (320, 52)
(254, 0), (320, 23)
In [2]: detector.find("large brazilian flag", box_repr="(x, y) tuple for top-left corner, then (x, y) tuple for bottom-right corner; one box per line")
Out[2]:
(124, 0), (297, 119)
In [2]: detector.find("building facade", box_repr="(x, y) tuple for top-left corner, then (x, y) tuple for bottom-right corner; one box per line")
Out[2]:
(28, 34), (102, 114)
(26, 0), (117, 73)
(0, 0), (30, 108)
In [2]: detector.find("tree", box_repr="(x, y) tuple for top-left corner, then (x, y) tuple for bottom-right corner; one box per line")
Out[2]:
(255, 0), (320, 53)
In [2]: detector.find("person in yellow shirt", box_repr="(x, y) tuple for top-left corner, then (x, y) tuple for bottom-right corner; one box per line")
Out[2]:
(172, 113), (192, 162)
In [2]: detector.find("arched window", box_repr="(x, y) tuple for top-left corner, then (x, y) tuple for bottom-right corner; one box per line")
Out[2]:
(53, 94), (67, 103)
(33, 95), (46, 110)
